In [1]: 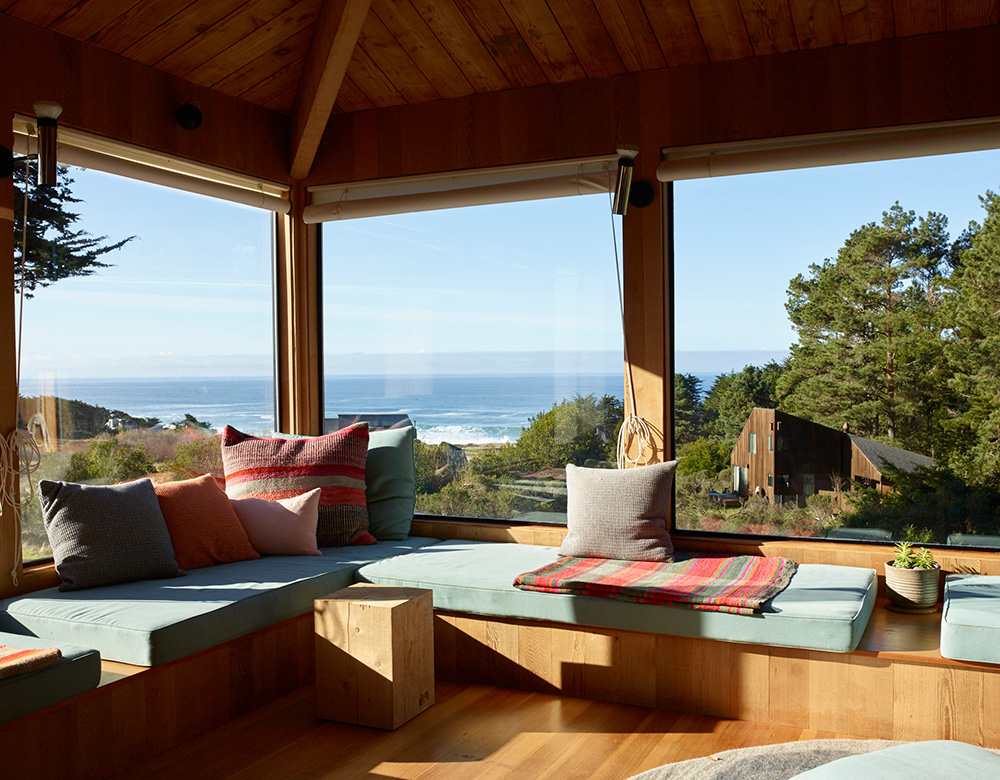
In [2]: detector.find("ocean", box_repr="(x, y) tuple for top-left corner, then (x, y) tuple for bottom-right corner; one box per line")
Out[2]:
(19, 372), (721, 444)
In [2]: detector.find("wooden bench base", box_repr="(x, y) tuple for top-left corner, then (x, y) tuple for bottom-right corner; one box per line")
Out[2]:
(434, 602), (1000, 748)
(5, 597), (1000, 780)
(0, 614), (316, 780)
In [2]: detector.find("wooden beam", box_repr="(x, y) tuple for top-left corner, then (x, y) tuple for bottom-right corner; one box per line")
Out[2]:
(289, 0), (372, 180)
(274, 183), (323, 435)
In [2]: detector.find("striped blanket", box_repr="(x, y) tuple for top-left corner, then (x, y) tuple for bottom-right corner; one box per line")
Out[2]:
(514, 555), (798, 615)
(0, 644), (62, 680)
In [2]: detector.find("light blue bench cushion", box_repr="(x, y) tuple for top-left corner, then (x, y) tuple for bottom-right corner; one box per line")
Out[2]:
(941, 573), (1000, 664)
(0, 537), (440, 667)
(791, 740), (1000, 778)
(355, 541), (877, 653)
(0, 631), (101, 725)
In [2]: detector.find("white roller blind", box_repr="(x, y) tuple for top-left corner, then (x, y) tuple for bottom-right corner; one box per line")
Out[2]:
(657, 119), (1000, 182)
(13, 118), (291, 213)
(305, 156), (617, 223)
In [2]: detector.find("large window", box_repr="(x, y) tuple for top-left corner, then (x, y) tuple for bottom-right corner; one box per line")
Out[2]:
(672, 147), (1000, 547)
(322, 194), (623, 523)
(15, 163), (274, 562)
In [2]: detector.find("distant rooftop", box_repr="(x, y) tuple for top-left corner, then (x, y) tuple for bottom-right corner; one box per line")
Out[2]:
(848, 434), (935, 475)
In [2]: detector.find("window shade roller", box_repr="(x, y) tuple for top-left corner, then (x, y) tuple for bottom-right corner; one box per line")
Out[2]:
(656, 120), (1000, 182)
(304, 156), (616, 223)
(12, 123), (290, 214)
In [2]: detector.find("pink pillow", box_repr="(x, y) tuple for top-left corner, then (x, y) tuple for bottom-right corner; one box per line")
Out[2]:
(230, 489), (323, 556)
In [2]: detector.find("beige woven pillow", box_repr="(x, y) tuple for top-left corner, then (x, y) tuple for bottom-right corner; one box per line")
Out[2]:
(559, 461), (678, 562)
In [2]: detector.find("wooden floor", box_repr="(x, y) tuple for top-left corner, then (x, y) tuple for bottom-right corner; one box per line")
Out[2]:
(109, 682), (863, 780)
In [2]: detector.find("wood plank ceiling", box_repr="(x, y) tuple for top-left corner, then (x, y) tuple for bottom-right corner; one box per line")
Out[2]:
(3, 0), (997, 118)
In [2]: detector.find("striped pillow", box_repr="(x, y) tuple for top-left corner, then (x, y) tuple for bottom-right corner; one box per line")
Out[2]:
(221, 423), (375, 547)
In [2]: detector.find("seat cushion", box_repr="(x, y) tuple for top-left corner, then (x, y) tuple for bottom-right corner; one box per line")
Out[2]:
(0, 632), (101, 725)
(355, 540), (877, 653)
(941, 573), (1000, 664)
(0, 537), (440, 667)
(790, 740), (1000, 778)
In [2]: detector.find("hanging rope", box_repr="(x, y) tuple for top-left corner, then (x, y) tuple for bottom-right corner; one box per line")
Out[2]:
(609, 190), (652, 468)
(1, 154), (43, 586)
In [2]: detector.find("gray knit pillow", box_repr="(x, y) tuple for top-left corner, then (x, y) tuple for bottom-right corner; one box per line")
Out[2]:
(559, 461), (678, 561)
(41, 479), (183, 591)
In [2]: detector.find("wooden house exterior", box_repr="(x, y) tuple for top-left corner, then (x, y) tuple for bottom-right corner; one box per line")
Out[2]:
(732, 408), (935, 503)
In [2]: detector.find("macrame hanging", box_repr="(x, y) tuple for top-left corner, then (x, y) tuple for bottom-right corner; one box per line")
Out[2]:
(609, 187), (653, 468)
(1, 151), (43, 586)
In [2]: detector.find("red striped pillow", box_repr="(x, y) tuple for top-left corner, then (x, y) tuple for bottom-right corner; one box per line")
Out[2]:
(221, 423), (375, 547)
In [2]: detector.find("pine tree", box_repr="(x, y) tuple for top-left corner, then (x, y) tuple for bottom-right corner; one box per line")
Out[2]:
(12, 161), (133, 295)
(673, 373), (703, 447)
(779, 203), (950, 451)
(940, 191), (1000, 486)
(702, 363), (782, 443)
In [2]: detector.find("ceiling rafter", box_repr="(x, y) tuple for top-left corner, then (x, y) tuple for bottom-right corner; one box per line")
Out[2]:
(289, 0), (372, 180)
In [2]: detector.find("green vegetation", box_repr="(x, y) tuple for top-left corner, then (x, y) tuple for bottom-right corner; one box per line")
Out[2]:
(890, 541), (936, 570)
(65, 438), (156, 483)
(17, 399), (222, 562)
(14, 162), (133, 295)
(414, 394), (621, 519)
(675, 191), (1000, 543)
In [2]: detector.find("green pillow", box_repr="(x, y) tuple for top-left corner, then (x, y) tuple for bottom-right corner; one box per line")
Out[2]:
(366, 426), (416, 540)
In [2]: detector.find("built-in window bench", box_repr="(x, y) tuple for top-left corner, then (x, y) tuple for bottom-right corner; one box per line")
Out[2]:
(3, 525), (1000, 780)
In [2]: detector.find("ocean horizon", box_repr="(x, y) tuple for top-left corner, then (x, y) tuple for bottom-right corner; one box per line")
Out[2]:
(18, 370), (727, 445)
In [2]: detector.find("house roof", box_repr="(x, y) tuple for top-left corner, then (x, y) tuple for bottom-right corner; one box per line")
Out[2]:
(848, 433), (936, 476)
(4, 1), (997, 118)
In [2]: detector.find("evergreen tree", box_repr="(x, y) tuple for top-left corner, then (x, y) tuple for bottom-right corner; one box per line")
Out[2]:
(702, 363), (782, 442)
(673, 373), (703, 447)
(940, 191), (1000, 485)
(13, 161), (133, 295)
(779, 203), (950, 450)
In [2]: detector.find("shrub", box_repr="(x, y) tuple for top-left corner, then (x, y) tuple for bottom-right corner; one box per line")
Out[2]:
(64, 439), (156, 483)
(168, 436), (224, 479)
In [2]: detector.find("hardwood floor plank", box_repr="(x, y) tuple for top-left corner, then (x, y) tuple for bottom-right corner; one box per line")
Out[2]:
(114, 678), (892, 780)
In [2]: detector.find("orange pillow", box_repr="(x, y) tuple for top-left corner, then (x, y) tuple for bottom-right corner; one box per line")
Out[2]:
(154, 474), (260, 570)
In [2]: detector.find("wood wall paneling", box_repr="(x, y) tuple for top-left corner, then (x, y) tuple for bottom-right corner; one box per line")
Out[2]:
(308, 24), (1000, 196)
(0, 14), (290, 185)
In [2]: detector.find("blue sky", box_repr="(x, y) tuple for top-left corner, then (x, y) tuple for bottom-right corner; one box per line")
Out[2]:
(15, 148), (1000, 381)
(673, 149), (1000, 356)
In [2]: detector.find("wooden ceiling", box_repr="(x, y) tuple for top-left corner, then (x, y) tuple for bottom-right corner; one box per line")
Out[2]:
(3, 0), (998, 118)
(2, 1), (998, 177)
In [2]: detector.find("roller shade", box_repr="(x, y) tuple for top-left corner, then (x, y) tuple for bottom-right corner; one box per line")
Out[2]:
(304, 156), (617, 223)
(657, 119), (1000, 182)
(13, 118), (290, 213)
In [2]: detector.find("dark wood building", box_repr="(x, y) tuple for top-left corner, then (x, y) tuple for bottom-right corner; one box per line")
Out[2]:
(731, 408), (934, 505)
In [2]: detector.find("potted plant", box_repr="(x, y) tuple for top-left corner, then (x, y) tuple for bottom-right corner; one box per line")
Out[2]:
(884, 541), (941, 613)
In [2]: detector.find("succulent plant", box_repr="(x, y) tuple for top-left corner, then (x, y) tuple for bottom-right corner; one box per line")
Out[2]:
(891, 541), (936, 569)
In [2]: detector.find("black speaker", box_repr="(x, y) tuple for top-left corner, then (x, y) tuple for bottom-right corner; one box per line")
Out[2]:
(176, 102), (203, 130)
(0, 145), (13, 179)
(628, 180), (655, 209)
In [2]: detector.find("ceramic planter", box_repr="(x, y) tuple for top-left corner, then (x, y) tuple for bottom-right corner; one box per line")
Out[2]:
(884, 561), (941, 613)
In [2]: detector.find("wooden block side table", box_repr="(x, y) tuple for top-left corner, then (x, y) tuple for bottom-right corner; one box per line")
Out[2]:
(314, 583), (434, 730)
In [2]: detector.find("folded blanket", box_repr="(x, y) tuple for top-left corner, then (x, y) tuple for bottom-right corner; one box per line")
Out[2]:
(514, 554), (798, 615)
(0, 644), (62, 680)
